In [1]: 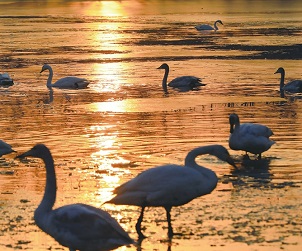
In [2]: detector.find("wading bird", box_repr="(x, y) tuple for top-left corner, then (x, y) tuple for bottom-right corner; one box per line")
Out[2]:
(16, 144), (134, 251)
(107, 145), (236, 239)
(229, 113), (275, 160)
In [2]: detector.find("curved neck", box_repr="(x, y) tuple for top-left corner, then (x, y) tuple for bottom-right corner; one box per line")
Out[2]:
(35, 151), (56, 218)
(46, 67), (53, 88)
(162, 67), (169, 94)
(185, 146), (215, 171)
(279, 71), (285, 91)
(214, 21), (218, 30)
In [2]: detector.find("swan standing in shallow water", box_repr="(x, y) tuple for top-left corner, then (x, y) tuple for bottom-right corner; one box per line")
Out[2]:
(195, 20), (223, 31)
(157, 63), (205, 93)
(16, 144), (134, 251)
(274, 67), (302, 93)
(0, 140), (14, 157)
(40, 64), (89, 89)
(107, 145), (236, 239)
(229, 113), (275, 160)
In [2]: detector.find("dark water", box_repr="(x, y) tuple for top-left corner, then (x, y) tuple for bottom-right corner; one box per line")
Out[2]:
(0, 1), (302, 251)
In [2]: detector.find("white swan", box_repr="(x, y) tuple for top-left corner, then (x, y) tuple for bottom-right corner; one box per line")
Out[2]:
(157, 63), (205, 93)
(107, 145), (236, 239)
(195, 20), (223, 31)
(0, 73), (14, 86)
(0, 140), (14, 157)
(274, 67), (302, 93)
(16, 144), (134, 251)
(40, 64), (89, 89)
(229, 113), (275, 159)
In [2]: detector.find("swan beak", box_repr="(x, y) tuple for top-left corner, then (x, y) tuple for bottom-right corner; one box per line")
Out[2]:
(15, 149), (33, 159)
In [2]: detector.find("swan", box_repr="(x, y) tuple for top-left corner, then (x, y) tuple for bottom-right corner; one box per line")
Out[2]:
(106, 145), (236, 239)
(0, 73), (14, 86)
(157, 63), (205, 93)
(16, 144), (134, 251)
(40, 64), (89, 89)
(229, 113), (275, 160)
(195, 20), (223, 31)
(274, 67), (302, 93)
(0, 140), (15, 157)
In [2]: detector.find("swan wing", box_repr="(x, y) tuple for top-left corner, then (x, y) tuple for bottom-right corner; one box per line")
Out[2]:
(168, 76), (203, 88)
(53, 77), (89, 89)
(47, 204), (132, 250)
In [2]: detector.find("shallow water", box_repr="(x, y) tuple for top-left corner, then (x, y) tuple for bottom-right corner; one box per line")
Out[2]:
(0, 0), (302, 251)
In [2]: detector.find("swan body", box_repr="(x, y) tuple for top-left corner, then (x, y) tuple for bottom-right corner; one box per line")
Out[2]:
(40, 64), (89, 89)
(107, 145), (236, 238)
(0, 73), (14, 86)
(229, 113), (275, 159)
(16, 144), (134, 251)
(195, 20), (223, 31)
(157, 63), (205, 93)
(0, 140), (15, 157)
(274, 67), (302, 93)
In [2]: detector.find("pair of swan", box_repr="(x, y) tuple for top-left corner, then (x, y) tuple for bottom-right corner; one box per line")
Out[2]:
(275, 67), (302, 94)
(16, 144), (134, 251)
(17, 144), (236, 243)
(157, 63), (205, 93)
(0, 140), (14, 157)
(229, 113), (275, 159)
(40, 64), (89, 89)
(195, 20), (223, 31)
(107, 145), (236, 238)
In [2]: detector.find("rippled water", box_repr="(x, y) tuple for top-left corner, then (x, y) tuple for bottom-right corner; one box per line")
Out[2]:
(0, 1), (302, 251)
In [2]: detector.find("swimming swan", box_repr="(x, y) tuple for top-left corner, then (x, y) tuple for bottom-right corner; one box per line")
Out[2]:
(274, 67), (302, 93)
(40, 64), (89, 89)
(16, 144), (134, 251)
(107, 145), (236, 239)
(157, 63), (205, 93)
(0, 140), (15, 157)
(195, 20), (223, 31)
(229, 113), (275, 160)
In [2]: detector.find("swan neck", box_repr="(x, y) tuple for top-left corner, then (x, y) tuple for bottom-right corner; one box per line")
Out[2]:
(46, 67), (53, 88)
(214, 21), (218, 30)
(162, 67), (169, 93)
(36, 152), (57, 215)
(279, 71), (285, 91)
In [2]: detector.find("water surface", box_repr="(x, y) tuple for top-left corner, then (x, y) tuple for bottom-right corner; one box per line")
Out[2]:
(0, 1), (302, 251)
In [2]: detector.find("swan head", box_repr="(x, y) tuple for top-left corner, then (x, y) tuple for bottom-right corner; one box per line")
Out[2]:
(216, 20), (223, 25)
(40, 64), (51, 73)
(16, 144), (50, 160)
(157, 63), (169, 70)
(229, 113), (240, 133)
(274, 67), (285, 75)
(208, 145), (237, 168)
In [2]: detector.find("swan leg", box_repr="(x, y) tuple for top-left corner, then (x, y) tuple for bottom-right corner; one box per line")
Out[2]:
(165, 206), (173, 238)
(258, 153), (262, 160)
(136, 206), (147, 239)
